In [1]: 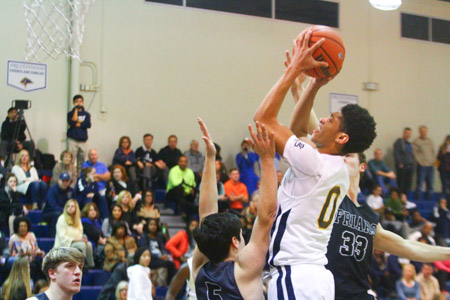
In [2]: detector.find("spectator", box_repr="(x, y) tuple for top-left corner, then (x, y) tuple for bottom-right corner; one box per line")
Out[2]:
(215, 158), (228, 184)
(368, 149), (397, 196)
(166, 155), (196, 218)
(433, 260), (450, 293)
(370, 249), (395, 298)
(74, 167), (109, 218)
(0, 173), (27, 235)
(158, 134), (182, 171)
(394, 127), (415, 194)
(1, 257), (32, 300)
(409, 222), (436, 246)
(43, 172), (73, 236)
(67, 94), (91, 173)
(184, 139), (205, 184)
(382, 208), (409, 238)
(98, 262), (129, 300)
(54, 199), (95, 268)
(385, 188), (404, 220)
(28, 247), (84, 300)
(102, 204), (132, 238)
(117, 190), (142, 235)
(138, 218), (176, 284)
(135, 133), (163, 190)
(401, 192), (417, 217)
(81, 202), (106, 247)
(32, 279), (49, 295)
(432, 198), (450, 247)
(366, 184), (385, 214)
(107, 164), (139, 204)
(165, 219), (198, 269)
(113, 136), (138, 184)
(104, 222), (137, 272)
(9, 216), (45, 282)
(396, 263), (421, 300)
(50, 150), (77, 189)
(409, 210), (427, 233)
(437, 135), (450, 199)
(416, 263), (441, 300)
(135, 189), (160, 225)
(236, 139), (260, 196)
(413, 125), (436, 201)
(81, 148), (111, 197)
(224, 168), (249, 212)
(12, 149), (47, 209)
(115, 281), (128, 300)
(216, 171), (229, 212)
(277, 170), (283, 187)
(127, 247), (154, 300)
(1, 107), (34, 159)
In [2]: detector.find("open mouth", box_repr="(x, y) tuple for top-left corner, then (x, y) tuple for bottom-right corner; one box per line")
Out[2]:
(73, 278), (81, 285)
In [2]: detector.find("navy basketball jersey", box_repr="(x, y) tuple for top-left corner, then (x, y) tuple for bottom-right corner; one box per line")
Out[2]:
(195, 261), (244, 300)
(326, 195), (380, 300)
(33, 293), (50, 300)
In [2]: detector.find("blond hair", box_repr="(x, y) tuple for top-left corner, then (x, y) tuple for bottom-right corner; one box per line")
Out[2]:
(63, 199), (81, 228)
(115, 281), (129, 299)
(15, 149), (30, 168)
(42, 247), (84, 281)
(1, 257), (31, 299)
(117, 190), (134, 210)
(402, 263), (417, 281)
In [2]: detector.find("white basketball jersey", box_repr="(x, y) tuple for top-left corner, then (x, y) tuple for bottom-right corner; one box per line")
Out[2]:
(268, 136), (349, 268)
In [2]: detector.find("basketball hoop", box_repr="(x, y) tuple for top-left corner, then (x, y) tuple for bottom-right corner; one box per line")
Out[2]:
(23, 0), (95, 62)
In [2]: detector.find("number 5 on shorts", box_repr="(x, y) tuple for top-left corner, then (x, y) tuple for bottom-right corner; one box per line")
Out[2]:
(317, 186), (341, 229)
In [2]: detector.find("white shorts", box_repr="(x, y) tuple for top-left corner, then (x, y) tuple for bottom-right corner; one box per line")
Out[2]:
(268, 264), (334, 300)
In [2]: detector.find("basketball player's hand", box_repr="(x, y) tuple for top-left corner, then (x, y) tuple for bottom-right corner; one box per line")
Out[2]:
(246, 121), (275, 160)
(290, 30), (328, 75)
(285, 49), (308, 101)
(198, 117), (216, 157)
(310, 74), (336, 89)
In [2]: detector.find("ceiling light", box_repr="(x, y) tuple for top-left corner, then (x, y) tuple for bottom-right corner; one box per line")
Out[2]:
(369, 0), (402, 10)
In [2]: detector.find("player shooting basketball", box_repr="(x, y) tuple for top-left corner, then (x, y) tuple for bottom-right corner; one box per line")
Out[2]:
(254, 29), (377, 299)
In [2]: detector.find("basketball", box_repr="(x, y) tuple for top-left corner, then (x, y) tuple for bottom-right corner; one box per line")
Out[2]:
(305, 25), (346, 78)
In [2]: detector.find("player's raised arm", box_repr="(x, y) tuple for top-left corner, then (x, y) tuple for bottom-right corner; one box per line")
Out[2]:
(236, 122), (277, 277)
(197, 117), (218, 222)
(254, 30), (327, 154)
(374, 224), (450, 262)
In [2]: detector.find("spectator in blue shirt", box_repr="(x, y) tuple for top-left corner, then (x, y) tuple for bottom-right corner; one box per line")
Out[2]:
(368, 149), (398, 195)
(42, 172), (73, 236)
(81, 148), (111, 196)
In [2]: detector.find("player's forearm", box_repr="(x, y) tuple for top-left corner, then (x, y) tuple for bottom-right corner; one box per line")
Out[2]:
(199, 153), (218, 222)
(254, 71), (297, 125)
(256, 157), (278, 225)
(289, 81), (320, 137)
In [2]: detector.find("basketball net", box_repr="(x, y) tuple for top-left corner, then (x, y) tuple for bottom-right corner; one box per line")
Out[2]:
(23, 0), (95, 62)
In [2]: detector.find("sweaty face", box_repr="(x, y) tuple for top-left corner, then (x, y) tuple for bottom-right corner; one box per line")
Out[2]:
(113, 168), (123, 181)
(311, 112), (344, 149)
(178, 157), (188, 170)
(51, 261), (82, 294)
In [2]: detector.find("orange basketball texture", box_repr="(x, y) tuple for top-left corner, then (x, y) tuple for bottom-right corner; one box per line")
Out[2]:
(305, 26), (345, 78)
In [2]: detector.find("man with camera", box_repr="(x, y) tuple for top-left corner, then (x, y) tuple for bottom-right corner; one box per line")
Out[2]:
(67, 94), (91, 173)
(1, 107), (34, 161)
(236, 139), (260, 196)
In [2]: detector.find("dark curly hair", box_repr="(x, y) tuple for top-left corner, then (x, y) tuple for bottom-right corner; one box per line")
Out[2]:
(13, 216), (31, 235)
(340, 104), (376, 154)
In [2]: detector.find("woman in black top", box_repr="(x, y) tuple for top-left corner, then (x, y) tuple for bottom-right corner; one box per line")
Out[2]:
(0, 173), (26, 234)
(81, 202), (106, 246)
(138, 218), (176, 283)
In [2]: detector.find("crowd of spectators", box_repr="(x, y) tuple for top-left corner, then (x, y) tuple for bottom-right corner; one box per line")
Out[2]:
(0, 98), (448, 299)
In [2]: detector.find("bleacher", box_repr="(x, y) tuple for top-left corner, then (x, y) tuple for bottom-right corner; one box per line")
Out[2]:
(6, 188), (177, 299)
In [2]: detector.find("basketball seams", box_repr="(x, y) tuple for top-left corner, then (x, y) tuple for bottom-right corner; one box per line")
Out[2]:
(310, 35), (345, 52)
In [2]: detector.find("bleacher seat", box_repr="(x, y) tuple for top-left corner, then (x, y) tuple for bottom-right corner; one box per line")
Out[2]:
(28, 210), (43, 224)
(37, 238), (54, 253)
(73, 286), (102, 300)
(155, 189), (166, 203)
(31, 224), (52, 238)
(82, 269), (111, 286)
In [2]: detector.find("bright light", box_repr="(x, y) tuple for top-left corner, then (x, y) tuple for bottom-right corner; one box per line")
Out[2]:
(369, 0), (402, 10)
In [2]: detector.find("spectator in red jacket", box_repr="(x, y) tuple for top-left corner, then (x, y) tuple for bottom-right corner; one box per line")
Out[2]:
(165, 219), (198, 269)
